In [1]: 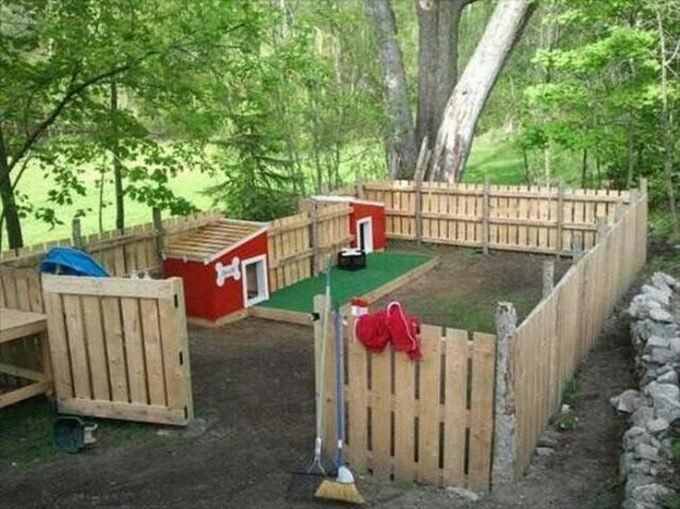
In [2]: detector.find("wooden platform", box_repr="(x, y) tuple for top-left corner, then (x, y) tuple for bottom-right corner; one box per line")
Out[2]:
(164, 218), (267, 263)
(0, 308), (52, 408)
(250, 256), (440, 326)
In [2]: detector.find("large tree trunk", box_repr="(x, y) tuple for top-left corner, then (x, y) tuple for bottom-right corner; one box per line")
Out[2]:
(428, 0), (535, 182)
(111, 82), (125, 231)
(366, 0), (417, 179)
(0, 126), (23, 249)
(415, 0), (470, 149)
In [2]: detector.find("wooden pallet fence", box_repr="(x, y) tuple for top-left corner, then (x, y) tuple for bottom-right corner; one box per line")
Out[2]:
(315, 300), (497, 491)
(362, 181), (630, 255)
(0, 210), (223, 273)
(267, 203), (351, 292)
(510, 190), (647, 478)
(42, 275), (193, 425)
(267, 212), (312, 293)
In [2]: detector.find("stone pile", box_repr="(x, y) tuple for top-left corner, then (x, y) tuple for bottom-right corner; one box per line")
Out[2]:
(611, 272), (679, 508)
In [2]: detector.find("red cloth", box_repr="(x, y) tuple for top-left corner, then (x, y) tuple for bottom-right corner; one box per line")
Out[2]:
(355, 301), (422, 361)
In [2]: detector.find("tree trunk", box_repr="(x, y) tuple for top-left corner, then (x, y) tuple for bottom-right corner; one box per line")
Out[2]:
(428, 0), (536, 182)
(0, 126), (23, 249)
(111, 82), (125, 231)
(415, 0), (468, 149)
(366, 0), (417, 179)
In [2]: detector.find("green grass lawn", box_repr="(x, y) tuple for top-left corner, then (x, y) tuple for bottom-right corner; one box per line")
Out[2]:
(0, 397), (184, 467)
(259, 251), (432, 313)
(12, 132), (575, 248)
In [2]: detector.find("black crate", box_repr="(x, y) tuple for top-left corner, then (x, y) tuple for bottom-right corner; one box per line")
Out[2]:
(337, 249), (366, 271)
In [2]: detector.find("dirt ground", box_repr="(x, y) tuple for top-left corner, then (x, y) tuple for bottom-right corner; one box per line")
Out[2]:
(0, 244), (635, 509)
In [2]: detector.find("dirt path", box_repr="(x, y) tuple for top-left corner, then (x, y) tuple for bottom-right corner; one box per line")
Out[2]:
(0, 246), (632, 509)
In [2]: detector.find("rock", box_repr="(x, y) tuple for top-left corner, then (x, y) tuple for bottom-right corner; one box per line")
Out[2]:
(670, 337), (680, 355)
(446, 486), (481, 502)
(654, 395), (680, 423)
(646, 382), (680, 400)
(183, 418), (208, 438)
(649, 308), (674, 323)
(650, 347), (676, 364)
(652, 272), (678, 291)
(537, 434), (558, 448)
(635, 443), (660, 462)
(646, 335), (671, 349)
(560, 403), (571, 414)
(632, 406), (655, 427)
(657, 370), (678, 385)
(611, 389), (643, 413)
(646, 418), (669, 434)
(623, 426), (647, 450)
(156, 429), (171, 437)
(642, 284), (671, 306)
(535, 447), (555, 457)
(630, 483), (674, 505)
(625, 474), (656, 496)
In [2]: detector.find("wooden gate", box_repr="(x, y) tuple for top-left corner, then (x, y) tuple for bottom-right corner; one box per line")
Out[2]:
(42, 275), (193, 425)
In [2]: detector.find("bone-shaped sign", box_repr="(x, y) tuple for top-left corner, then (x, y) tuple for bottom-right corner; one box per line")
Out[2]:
(215, 257), (241, 287)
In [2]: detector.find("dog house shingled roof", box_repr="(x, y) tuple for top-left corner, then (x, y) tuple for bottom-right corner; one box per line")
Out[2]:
(164, 218), (267, 264)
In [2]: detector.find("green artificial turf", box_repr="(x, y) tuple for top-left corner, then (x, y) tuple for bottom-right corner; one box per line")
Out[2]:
(259, 251), (432, 313)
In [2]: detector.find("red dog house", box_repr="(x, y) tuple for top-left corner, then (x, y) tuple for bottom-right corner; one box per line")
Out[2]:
(163, 219), (269, 326)
(312, 196), (386, 252)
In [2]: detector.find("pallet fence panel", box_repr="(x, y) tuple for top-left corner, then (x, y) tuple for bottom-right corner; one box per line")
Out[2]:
(510, 191), (647, 479)
(362, 181), (631, 255)
(42, 275), (193, 426)
(319, 311), (496, 491)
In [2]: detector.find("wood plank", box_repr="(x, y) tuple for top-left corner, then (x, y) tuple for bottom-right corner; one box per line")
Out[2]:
(467, 333), (495, 491)
(57, 398), (187, 426)
(0, 380), (52, 408)
(346, 319), (368, 472)
(62, 295), (91, 399)
(42, 275), (178, 299)
(43, 293), (73, 398)
(418, 325), (442, 485)
(81, 296), (110, 400)
(101, 297), (129, 402)
(371, 349), (392, 479)
(443, 329), (468, 486)
(121, 297), (148, 404)
(140, 299), (166, 406)
(393, 342), (416, 482)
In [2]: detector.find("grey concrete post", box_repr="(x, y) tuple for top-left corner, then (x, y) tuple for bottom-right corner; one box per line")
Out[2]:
(492, 302), (518, 489)
(572, 232), (583, 261)
(596, 217), (608, 243)
(542, 260), (555, 298)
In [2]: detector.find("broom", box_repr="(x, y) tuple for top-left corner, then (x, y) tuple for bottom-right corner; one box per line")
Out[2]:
(315, 307), (365, 505)
(289, 256), (334, 496)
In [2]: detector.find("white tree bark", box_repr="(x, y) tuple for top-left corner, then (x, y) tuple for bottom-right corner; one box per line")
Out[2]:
(428, 0), (536, 182)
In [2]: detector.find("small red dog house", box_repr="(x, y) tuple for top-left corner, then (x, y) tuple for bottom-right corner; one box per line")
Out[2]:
(163, 219), (269, 326)
(312, 196), (386, 252)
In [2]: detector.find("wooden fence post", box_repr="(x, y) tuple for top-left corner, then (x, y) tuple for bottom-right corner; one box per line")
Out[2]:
(492, 301), (518, 489)
(311, 202), (321, 275)
(542, 260), (555, 298)
(482, 175), (490, 255)
(413, 138), (428, 245)
(639, 177), (648, 196)
(356, 173), (365, 200)
(572, 232), (583, 261)
(556, 180), (565, 256)
(71, 218), (83, 249)
(152, 208), (165, 259)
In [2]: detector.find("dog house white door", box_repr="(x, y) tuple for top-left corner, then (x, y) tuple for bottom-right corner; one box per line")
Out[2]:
(241, 255), (269, 307)
(357, 217), (374, 253)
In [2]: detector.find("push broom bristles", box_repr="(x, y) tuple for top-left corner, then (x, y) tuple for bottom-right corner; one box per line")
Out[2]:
(315, 465), (365, 505)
